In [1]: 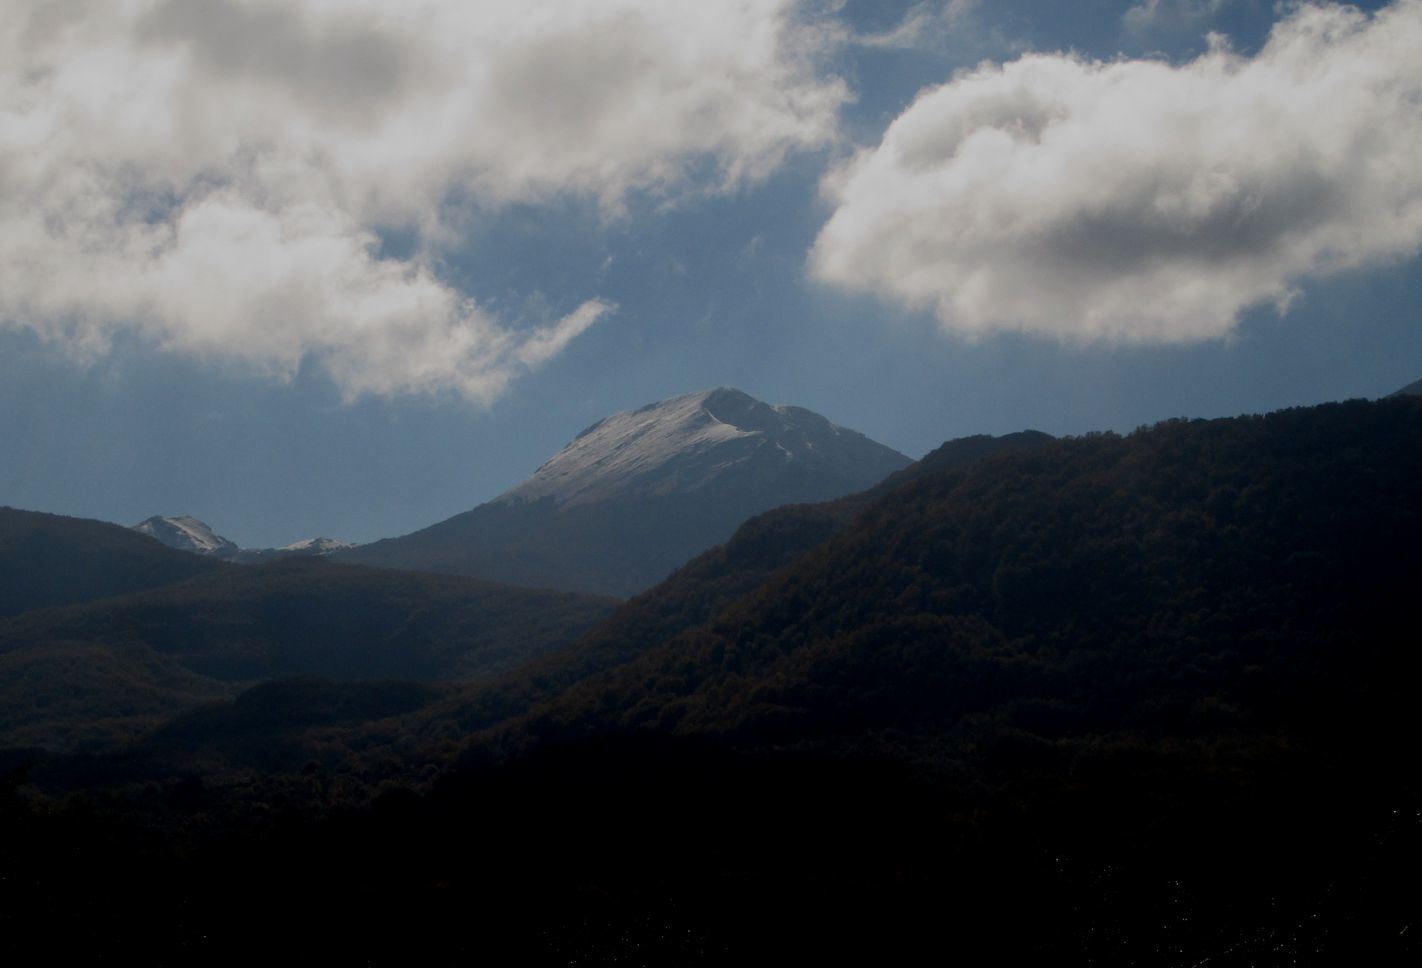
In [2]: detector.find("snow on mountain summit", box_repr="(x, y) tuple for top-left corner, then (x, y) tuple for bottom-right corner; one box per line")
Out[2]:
(279, 537), (356, 554)
(496, 387), (902, 509)
(132, 515), (239, 556)
(336, 387), (912, 596)
(132, 516), (356, 561)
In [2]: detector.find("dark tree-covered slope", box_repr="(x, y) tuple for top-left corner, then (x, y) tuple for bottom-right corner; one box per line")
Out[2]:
(0, 641), (236, 752)
(867, 428), (1054, 496)
(515, 400), (1422, 760)
(0, 558), (614, 751)
(427, 428), (1056, 731)
(0, 507), (223, 619)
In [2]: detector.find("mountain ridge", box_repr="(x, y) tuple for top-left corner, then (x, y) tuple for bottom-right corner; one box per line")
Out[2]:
(405, 397), (1422, 767)
(337, 387), (912, 596)
(497, 387), (898, 509)
(8, 399), (1422, 963)
(0, 507), (225, 619)
(132, 514), (355, 563)
(133, 515), (239, 556)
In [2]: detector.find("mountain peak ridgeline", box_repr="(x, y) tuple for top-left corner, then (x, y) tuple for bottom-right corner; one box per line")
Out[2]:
(498, 387), (903, 509)
(133, 515), (239, 557)
(339, 388), (911, 597)
(132, 515), (353, 562)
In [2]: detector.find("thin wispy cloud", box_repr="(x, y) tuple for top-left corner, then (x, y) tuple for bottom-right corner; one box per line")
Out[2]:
(0, 0), (845, 402)
(811, 0), (1422, 344)
(1122, 0), (1235, 41)
(853, 0), (980, 50)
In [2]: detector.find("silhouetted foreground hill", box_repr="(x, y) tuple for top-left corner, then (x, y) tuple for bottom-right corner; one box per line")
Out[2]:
(0, 507), (224, 619)
(0, 558), (613, 751)
(4, 401), (1421, 964)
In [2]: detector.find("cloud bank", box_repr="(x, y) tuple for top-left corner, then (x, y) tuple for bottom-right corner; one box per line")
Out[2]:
(0, 0), (844, 401)
(811, 0), (1422, 343)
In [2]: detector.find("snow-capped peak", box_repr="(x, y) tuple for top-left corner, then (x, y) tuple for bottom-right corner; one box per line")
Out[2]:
(279, 537), (355, 554)
(132, 515), (239, 556)
(495, 387), (905, 508)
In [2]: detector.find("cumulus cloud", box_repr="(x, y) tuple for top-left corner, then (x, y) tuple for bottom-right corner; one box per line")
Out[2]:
(0, 0), (845, 400)
(810, 1), (1422, 343)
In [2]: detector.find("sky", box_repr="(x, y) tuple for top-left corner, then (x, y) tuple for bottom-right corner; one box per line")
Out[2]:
(2, 0), (1420, 547)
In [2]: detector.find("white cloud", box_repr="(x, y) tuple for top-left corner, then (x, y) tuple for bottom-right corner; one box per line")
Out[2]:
(0, 0), (845, 400)
(1123, 0), (1233, 41)
(810, 0), (1422, 343)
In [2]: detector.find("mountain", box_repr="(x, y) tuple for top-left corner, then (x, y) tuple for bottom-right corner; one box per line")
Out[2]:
(496, 387), (909, 507)
(277, 537), (354, 554)
(510, 400), (1422, 752)
(133, 515), (239, 556)
(133, 516), (356, 563)
(1391, 377), (1422, 397)
(359, 399), (1418, 963)
(228, 536), (359, 564)
(337, 387), (912, 596)
(0, 557), (615, 751)
(0, 507), (225, 619)
(433, 429), (1055, 727)
(12, 399), (1419, 964)
(7, 400), (1422, 964)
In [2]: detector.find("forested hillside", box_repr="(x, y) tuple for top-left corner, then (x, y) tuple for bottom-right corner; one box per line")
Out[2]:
(0, 558), (614, 751)
(0, 507), (223, 618)
(522, 401), (1422, 755)
(400, 428), (1056, 735)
